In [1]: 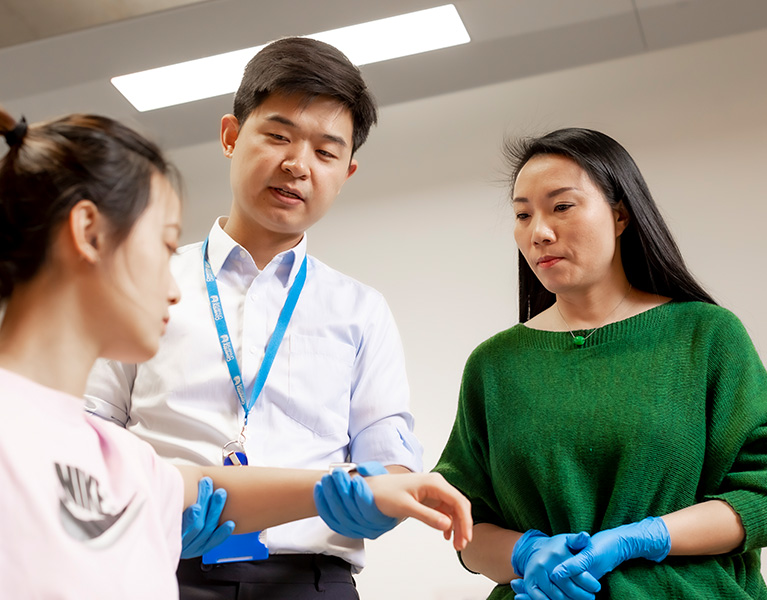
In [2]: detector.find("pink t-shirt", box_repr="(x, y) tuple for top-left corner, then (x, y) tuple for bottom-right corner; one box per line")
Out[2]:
(0, 368), (184, 598)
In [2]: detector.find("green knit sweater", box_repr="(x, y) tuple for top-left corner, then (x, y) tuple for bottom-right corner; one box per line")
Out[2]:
(436, 302), (767, 599)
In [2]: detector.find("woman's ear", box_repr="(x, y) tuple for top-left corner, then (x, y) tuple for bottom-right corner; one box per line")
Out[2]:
(614, 200), (630, 237)
(68, 200), (106, 264)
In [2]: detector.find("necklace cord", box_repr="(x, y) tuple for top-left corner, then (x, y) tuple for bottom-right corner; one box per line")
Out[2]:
(556, 285), (633, 346)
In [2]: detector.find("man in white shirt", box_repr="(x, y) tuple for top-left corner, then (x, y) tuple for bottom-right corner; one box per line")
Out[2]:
(85, 37), (423, 600)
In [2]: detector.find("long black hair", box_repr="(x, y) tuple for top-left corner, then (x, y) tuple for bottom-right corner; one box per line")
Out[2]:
(504, 128), (716, 322)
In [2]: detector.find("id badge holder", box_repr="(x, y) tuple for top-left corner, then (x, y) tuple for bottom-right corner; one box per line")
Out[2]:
(202, 531), (269, 564)
(202, 440), (269, 564)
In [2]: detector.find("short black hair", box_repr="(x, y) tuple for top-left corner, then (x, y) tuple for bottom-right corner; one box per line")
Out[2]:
(233, 37), (378, 155)
(504, 127), (715, 321)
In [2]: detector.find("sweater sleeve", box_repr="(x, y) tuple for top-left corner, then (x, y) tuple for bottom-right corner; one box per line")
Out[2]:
(700, 309), (767, 552)
(434, 345), (504, 527)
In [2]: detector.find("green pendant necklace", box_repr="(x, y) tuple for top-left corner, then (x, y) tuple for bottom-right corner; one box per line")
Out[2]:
(556, 285), (632, 347)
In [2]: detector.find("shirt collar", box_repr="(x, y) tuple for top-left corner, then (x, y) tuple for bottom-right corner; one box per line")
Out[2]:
(206, 217), (308, 288)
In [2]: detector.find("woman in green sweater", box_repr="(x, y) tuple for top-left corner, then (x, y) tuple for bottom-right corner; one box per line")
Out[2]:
(435, 127), (767, 600)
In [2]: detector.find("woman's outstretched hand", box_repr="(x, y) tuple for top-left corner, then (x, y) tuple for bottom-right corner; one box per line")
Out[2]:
(316, 470), (472, 550)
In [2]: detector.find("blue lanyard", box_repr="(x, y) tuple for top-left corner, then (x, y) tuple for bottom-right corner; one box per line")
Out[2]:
(202, 238), (307, 426)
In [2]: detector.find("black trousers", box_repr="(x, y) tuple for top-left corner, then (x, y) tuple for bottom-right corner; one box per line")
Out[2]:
(177, 555), (359, 600)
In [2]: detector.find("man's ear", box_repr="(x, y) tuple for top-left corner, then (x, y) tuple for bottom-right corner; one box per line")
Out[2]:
(220, 114), (240, 158)
(68, 200), (106, 264)
(345, 157), (358, 181)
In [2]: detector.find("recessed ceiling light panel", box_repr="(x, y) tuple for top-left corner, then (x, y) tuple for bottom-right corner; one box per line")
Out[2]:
(111, 4), (470, 112)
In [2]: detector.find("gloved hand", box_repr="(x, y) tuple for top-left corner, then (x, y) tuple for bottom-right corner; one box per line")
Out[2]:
(512, 529), (601, 600)
(313, 461), (398, 539)
(180, 477), (236, 559)
(551, 517), (671, 583)
(355, 462), (389, 477)
(510, 577), (532, 599)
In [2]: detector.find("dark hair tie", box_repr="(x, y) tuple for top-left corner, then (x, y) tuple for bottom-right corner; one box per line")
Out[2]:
(4, 116), (28, 147)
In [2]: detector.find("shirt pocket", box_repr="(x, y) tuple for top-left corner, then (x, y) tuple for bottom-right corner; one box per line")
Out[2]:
(285, 334), (355, 436)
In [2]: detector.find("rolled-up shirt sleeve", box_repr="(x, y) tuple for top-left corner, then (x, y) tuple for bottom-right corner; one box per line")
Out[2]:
(348, 294), (424, 473)
(84, 358), (137, 427)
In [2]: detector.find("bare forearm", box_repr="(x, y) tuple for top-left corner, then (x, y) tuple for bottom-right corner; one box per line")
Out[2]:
(175, 465), (473, 550)
(385, 464), (412, 474)
(663, 499), (744, 555)
(460, 522), (522, 584)
(177, 465), (323, 533)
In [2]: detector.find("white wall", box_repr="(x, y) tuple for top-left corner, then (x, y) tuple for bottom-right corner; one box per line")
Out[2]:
(169, 26), (767, 599)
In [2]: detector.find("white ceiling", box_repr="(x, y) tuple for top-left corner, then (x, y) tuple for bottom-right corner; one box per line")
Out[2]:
(0, 0), (210, 48)
(2, 0), (767, 151)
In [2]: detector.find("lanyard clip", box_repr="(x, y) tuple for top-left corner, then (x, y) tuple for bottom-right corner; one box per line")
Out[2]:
(238, 421), (247, 446)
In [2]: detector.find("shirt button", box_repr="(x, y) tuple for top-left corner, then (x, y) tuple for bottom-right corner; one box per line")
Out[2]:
(239, 250), (247, 259)
(249, 346), (258, 354)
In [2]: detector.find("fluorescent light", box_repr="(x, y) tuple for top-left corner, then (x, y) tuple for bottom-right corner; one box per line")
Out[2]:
(112, 47), (265, 112)
(310, 5), (470, 67)
(111, 4), (470, 112)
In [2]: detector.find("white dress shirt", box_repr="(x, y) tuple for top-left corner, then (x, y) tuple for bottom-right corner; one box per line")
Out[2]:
(85, 219), (422, 570)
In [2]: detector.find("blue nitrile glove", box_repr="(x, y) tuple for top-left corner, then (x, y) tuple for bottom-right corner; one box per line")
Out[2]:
(510, 577), (590, 600)
(180, 477), (236, 559)
(313, 461), (398, 539)
(510, 572), (593, 600)
(512, 529), (601, 600)
(551, 517), (671, 583)
(510, 577), (532, 600)
(355, 461), (389, 477)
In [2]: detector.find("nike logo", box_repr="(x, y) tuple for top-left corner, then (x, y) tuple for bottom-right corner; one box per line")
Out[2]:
(56, 463), (144, 549)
